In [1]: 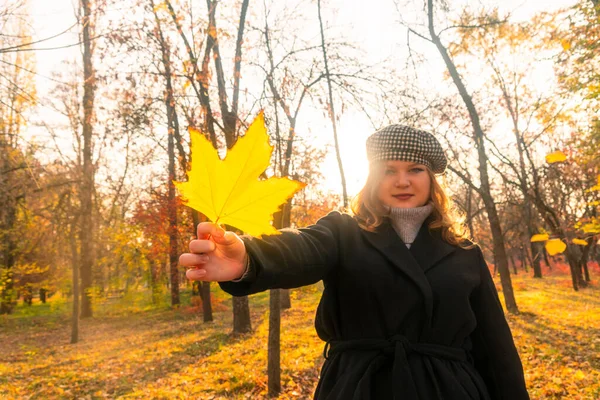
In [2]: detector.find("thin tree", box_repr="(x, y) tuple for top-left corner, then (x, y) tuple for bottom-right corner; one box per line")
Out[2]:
(151, 0), (181, 306)
(422, 0), (519, 313)
(79, 0), (96, 318)
(70, 196), (80, 343)
(317, 0), (348, 209)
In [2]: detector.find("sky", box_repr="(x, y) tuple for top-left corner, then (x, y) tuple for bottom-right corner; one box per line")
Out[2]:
(24, 0), (577, 199)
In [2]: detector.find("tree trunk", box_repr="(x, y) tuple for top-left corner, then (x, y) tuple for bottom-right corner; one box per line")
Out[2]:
(201, 281), (213, 322)
(582, 261), (590, 282)
(150, 259), (160, 304)
(519, 246), (527, 273)
(280, 289), (291, 310)
(523, 244), (532, 273)
(577, 240), (591, 282)
(233, 296), (252, 334)
(509, 253), (517, 275)
(268, 289), (281, 397)
(277, 201), (292, 310)
(79, 0), (95, 319)
(530, 241), (543, 278)
(465, 187), (475, 238)
(39, 288), (47, 304)
(23, 286), (32, 306)
(565, 247), (582, 291)
(317, 0), (348, 209)
(426, 0), (519, 313)
(71, 217), (80, 344)
(152, 0), (181, 306)
(167, 92), (180, 307)
(0, 199), (16, 314)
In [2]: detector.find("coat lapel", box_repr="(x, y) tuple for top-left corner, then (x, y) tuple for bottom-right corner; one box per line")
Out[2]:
(360, 222), (434, 323)
(409, 218), (456, 272)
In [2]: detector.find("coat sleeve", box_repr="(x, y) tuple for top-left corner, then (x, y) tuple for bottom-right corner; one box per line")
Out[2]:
(218, 211), (345, 296)
(470, 247), (529, 400)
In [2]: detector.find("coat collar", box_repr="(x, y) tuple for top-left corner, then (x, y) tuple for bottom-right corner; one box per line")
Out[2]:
(409, 217), (456, 272)
(361, 216), (456, 273)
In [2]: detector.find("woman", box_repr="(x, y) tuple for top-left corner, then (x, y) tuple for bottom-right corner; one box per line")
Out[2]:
(179, 125), (530, 400)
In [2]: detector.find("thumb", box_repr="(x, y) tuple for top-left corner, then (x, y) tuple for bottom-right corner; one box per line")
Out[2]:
(212, 229), (238, 246)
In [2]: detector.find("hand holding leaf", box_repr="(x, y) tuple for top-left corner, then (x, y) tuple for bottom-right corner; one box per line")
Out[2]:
(180, 222), (248, 282)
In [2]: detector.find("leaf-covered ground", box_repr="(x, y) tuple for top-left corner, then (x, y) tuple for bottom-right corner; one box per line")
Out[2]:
(0, 270), (599, 399)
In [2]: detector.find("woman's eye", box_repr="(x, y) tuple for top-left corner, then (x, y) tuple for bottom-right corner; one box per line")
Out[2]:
(385, 169), (395, 175)
(410, 167), (425, 173)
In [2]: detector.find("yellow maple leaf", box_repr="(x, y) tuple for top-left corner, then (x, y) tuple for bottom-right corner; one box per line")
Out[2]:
(572, 238), (588, 246)
(545, 239), (566, 256)
(174, 112), (305, 236)
(545, 151), (567, 164)
(531, 234), (550, 242)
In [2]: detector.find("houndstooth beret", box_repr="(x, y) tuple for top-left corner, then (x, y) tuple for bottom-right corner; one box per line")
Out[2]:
(366, 125), (447, 174)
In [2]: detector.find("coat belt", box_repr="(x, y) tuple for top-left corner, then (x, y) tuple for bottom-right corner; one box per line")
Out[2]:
(323, 335), (469, 400)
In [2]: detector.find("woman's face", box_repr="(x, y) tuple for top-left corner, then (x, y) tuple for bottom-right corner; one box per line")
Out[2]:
(376, 160), (432, 208)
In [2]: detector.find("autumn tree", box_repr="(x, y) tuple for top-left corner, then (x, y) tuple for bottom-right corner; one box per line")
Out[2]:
(554, 0), (600, 271)
(0, 0), (37, 314)
(399, 0), (520, 312)
(162, 0), (253, 333)
(448, 9), (600, 289)
(149, 0), (184, 307)
(77, 0), (96, 318)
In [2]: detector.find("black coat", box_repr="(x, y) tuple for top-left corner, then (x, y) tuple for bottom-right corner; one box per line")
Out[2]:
(220, 211), (529, 400)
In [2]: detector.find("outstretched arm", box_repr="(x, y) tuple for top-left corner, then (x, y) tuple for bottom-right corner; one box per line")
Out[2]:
(180, 211), (346, 296)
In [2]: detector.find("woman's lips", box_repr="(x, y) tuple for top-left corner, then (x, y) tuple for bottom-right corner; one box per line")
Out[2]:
(393, 194), (413, 200)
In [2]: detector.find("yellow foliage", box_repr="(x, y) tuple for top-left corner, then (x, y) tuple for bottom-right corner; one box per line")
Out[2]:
(545, 239), (567, 255)
(153, 2), (168, 12)
(560, 39), (571, 51)
(582, 223), (600, 234)
(545, 151), (567, 164)
(174, 112), (305, 236)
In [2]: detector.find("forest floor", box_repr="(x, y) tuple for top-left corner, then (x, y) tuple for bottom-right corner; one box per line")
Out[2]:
(0, 267), (599, 399)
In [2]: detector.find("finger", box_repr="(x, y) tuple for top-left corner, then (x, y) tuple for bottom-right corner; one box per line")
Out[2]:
(186, 268), (207, 281)
(179, 253), (209, 267)
(197, 222), (224, 239)
(188, 239), (216, 254)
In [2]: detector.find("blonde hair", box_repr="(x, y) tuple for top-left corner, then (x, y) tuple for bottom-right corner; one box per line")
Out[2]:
(350, 162), (474, 248)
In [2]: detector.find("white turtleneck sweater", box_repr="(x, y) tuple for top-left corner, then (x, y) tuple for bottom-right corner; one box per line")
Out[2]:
(387, 203), (434, 248)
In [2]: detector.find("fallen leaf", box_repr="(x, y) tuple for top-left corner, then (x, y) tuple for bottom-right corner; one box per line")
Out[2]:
(531, 234), (550, 242)
(572, 238), (588, 246)
(545, 239), (567, 255)
(545, 151), (567, 164)
(560, 39), (571, 51)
